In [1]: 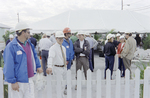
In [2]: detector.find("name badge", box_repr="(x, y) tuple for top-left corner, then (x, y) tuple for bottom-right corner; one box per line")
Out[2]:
(66, 46), (69, 48)
(17, 51), (22, 55)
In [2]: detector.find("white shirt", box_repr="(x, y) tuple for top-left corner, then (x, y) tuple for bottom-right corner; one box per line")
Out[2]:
(47, 42), (66, 68)
(121, 42), (125, 48)
(105, 40), (108, 44)
(79, 40), (85, 56)
(39, 38), (53, 51)
(50, 35), (56, 44)
(85, 37), (98, 49)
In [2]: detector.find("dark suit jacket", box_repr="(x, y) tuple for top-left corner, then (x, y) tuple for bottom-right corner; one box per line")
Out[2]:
(74, 39), (90, 59)
(29, 37), (37, 48)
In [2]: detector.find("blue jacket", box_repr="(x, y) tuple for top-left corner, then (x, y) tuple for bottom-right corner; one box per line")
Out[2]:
(3, 37), (41, 83)
(62, 39), (74, 61)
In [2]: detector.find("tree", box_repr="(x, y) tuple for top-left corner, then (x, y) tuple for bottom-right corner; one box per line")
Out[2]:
(143, 34), (150, 50)
(2, 30), (15, 43)
(33, 33), (42, 41)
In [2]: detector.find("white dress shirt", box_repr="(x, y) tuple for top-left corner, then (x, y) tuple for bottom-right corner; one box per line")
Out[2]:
(79, 40), (85, 56)
(47, 42), (66, 68)
(50, 35), (56, 44)
(39, 38), (53, 51)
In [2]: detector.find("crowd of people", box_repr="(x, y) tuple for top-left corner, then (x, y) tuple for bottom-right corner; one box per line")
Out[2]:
(104, 32), (137, 79)
(3, 21), (139, 98)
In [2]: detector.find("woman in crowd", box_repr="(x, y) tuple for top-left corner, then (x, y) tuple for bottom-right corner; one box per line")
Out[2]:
(117, 36), (126, 77)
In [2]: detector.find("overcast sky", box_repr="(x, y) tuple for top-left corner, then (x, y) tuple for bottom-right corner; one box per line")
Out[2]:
(0, 0), (150, 27)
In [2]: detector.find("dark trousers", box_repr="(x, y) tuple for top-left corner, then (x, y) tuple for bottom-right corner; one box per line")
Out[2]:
(67, 60), (72, 70)
(118, 58), (125, 77)
(104, 55), (114, 79)
(89, 49), (93, 72)
(92, 48), (94, 69)
(41, 50), (49, 76)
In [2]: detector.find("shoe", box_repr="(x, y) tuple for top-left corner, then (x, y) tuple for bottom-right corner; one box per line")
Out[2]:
(75, 85), (77, 90)
(64, 89), (67, 95)
(121, 75), (125, 77)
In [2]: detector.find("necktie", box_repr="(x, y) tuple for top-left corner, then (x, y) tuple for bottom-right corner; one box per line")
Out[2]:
(60, 45), (66, 67)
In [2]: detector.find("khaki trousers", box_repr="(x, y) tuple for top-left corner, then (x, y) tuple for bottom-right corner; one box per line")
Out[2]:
(122, 57), (132, 78)
(76, 56), (89, 80)
(9, 78), (34, 98)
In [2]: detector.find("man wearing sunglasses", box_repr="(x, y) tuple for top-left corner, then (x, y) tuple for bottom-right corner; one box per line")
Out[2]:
(3, 22), (43, 98)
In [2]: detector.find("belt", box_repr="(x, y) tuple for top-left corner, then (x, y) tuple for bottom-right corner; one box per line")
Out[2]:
(79, 56), (85, 57)
(42, 50), (49, 51)
(54, 65), (64, 67)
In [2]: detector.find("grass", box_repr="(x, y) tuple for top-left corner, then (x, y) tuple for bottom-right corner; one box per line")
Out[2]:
(0, 55), (8, 98)
(4, 85), (8, 98)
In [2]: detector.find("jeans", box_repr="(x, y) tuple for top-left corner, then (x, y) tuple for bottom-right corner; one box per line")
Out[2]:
(118, 58), (125, 76)
(67, 60), (72, 70)
(89, 49), (93, 72)
(41, 50), (49, 76)
(104, 55), (115, 79)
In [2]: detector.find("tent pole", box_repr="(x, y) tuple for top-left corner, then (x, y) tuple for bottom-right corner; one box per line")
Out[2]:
(121, 0), (123, 10)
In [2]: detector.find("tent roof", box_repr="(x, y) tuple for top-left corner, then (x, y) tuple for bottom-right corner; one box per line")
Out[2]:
(0, 23), (10, 29)
(30, 10), (150, 33)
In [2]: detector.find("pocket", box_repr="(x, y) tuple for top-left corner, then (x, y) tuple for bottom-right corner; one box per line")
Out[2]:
(15, 52), (23, 64)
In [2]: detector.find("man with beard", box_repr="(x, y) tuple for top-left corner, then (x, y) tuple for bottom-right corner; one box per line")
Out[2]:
(62, 27), (74, 70)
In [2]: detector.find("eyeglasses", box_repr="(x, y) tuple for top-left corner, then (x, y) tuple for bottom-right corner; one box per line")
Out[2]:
(67, 33), (71, 35)
(58, 38), (64, 40)
(27, 31), (30, 34)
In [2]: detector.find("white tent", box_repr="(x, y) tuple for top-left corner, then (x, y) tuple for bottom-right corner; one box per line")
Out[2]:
(30, 10), (150, 33)
(0, 23), (10, 29)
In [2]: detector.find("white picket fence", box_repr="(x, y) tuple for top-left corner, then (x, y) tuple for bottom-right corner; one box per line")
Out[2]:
(1, 67), (150, 98)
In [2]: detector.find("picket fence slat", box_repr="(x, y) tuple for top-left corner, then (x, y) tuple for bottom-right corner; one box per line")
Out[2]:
(106, 69), (111, 98)
(8, 84), (11, 98)
(57, 70), (62, 98)
(134, 68), (140, 98)
(96, 69), (101, 98)
(77, 70), (82, 98)
(87, 70), (92, 98)
(0, 68), (3, 98)
(114, 54), (118, 71)
(67, 70), (72, 98)
(115, 69), (120, 98)
(143, 68), (149, 98)
(47, 74), (52, 98)
(125, 69), (130, 98)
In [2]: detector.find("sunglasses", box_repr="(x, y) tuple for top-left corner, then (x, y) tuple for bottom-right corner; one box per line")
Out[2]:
(67, 33), (71, 34)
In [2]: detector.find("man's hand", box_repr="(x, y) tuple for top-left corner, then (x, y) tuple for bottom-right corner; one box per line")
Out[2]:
(11, 82), (19, 92)
(46, 68), (52, 74)
(66, 61), (69, 65)
(118, 54), (121, 57)
(37, 68), (43, 73)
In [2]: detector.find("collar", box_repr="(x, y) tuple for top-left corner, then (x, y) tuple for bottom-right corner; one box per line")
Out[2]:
(79, 39), (84, 42)
(16, 37), (28, 46)
(55, 42), (62, 47)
